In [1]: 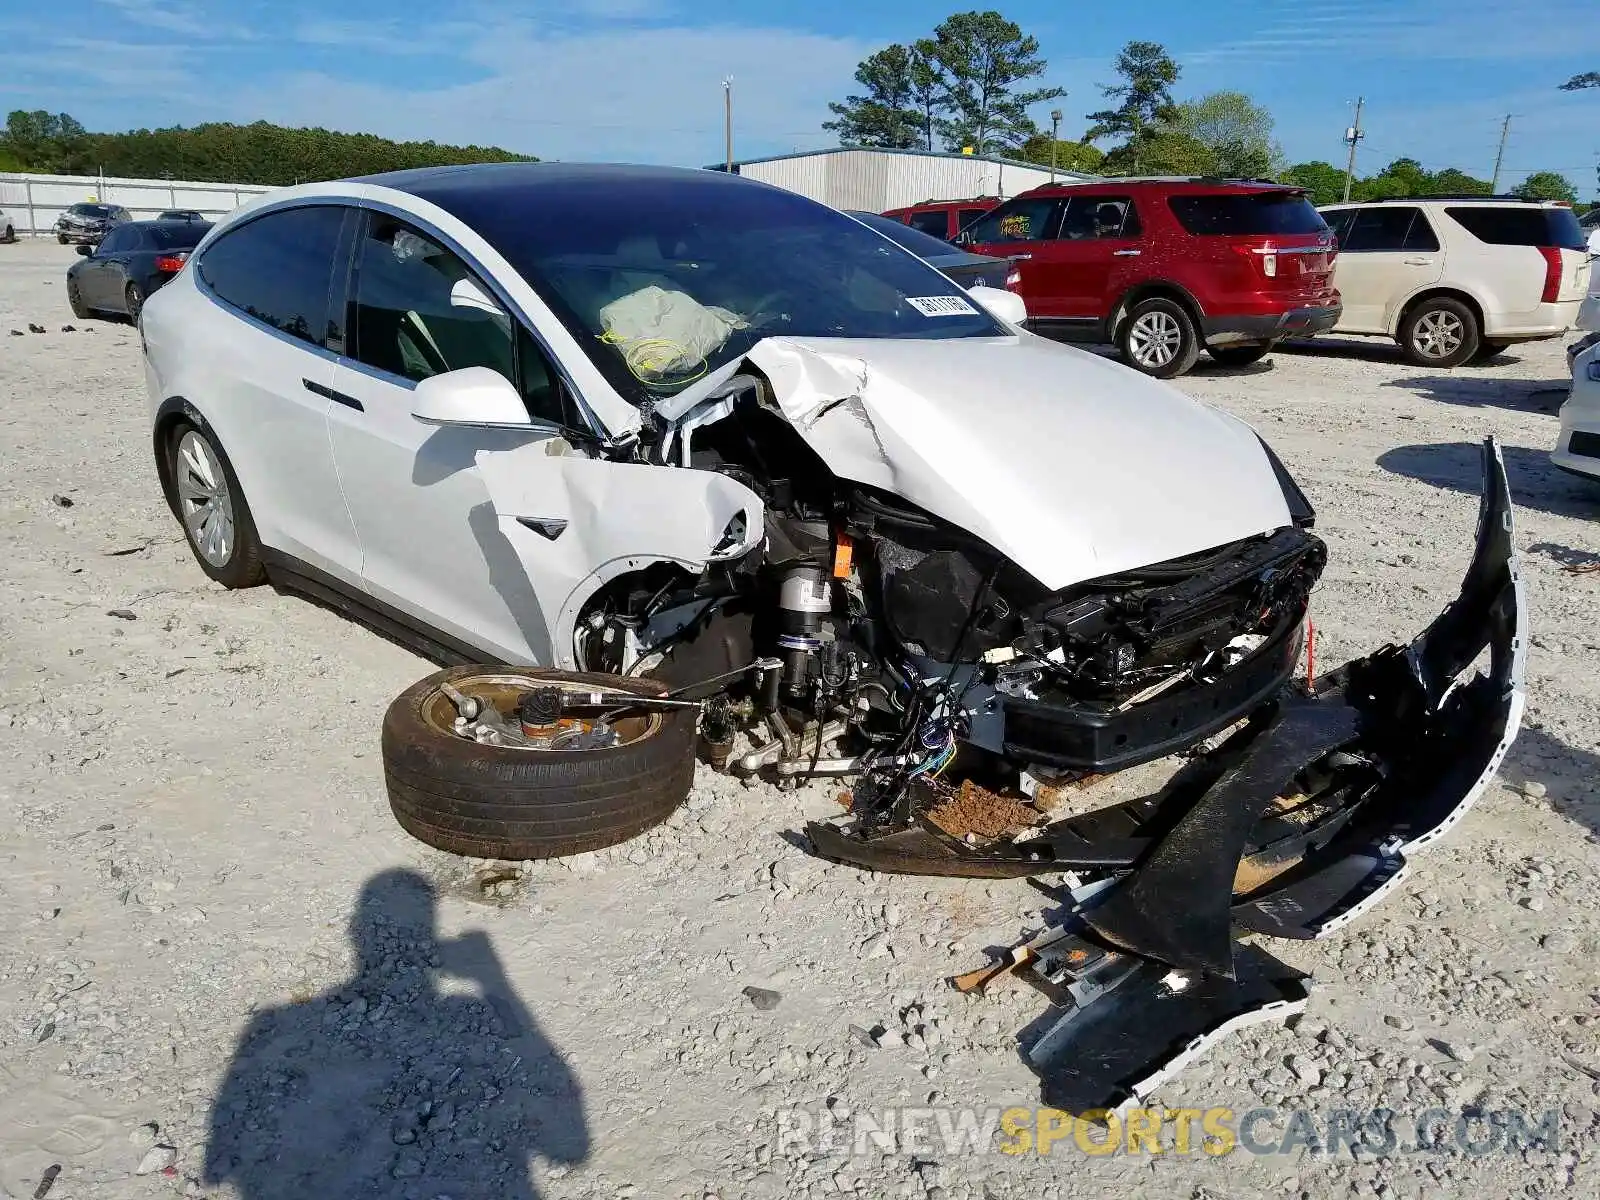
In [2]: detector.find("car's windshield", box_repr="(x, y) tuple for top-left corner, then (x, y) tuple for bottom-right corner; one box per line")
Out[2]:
(460, 176), (1004, 401)
(70, 204), (111, 217)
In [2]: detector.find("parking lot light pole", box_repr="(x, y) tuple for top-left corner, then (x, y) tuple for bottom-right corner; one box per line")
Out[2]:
(1050, 109), (1062, 183)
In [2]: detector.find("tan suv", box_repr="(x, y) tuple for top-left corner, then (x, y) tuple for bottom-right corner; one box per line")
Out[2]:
(1318, 197), (1591, 366)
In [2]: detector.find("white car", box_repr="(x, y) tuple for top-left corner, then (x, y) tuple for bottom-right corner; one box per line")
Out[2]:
(0, 208), (16, 243)
(1554, 342), (1600, 482)
(140, 163), (1526, 1101)
(1319, 197), (1591, 366)
(1581, 206), (1600, 255)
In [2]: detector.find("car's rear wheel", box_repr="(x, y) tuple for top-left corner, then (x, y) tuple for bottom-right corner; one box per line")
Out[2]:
(382, 667), (698, 860)
(124, 282), (144, 324)
(1206, 341), (1274, 368)
(1119, 298), (1201, 378)
(67, 278), (90, 320)
(166, 421), (266, 588)
(1400, 297), (1479, 368)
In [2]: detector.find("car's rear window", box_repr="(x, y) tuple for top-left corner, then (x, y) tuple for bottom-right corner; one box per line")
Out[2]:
(148, 223), (210, 249)
(1168, 192), (1328, 236)
(1444, 206), (1586, 250)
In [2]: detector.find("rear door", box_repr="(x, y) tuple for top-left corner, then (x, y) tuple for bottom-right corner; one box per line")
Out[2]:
(1046, 194), (1144, 322)
(961, 196), (1068, 317)
(1328, 206), (1443, 332)
(79, 227), (127, 306)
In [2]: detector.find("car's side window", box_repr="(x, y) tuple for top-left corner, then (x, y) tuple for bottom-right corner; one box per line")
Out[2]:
(1058, 196), (1140, 240)
(906, 210), (949, 238)
(97, 229), (126, 254)
(350, 214), (569, 427)
(1321, 209), (1355, 246)
(196, 205), (346, 347)
(1340, 207), (1419, 253)
(957, 207), (988, 230)
(1402, 210), (1440, 253)
(963, 197), (1064, 244)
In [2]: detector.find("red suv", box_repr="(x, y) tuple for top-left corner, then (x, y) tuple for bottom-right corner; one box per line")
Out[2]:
(960, 179), (1341, 377)
(882, 197), (1001, 242)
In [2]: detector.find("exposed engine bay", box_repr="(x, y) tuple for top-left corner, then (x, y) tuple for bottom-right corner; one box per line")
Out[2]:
(567, 368), (1325, 797)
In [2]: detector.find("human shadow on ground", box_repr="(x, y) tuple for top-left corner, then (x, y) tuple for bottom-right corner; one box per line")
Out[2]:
(203, 869), (587, 1199)
(1376, 442), (1600, 520)
(1380, 374), (1569, 415)
(1495, 725), (1600, 844)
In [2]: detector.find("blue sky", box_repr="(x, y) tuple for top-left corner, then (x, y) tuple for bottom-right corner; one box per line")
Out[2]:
(0, 0), (1595, 194)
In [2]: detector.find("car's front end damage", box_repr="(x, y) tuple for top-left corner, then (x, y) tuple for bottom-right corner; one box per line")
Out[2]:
(621, 340), (1523, 1109)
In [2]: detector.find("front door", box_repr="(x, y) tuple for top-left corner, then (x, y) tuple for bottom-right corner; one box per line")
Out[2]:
(962, 196), (1068, 318)
(323, 210), (591, 663)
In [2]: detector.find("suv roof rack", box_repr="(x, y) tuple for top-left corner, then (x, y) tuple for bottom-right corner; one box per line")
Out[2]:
(1362, 193), (1541, 204)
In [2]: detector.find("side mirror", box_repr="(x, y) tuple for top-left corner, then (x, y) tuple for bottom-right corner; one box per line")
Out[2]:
(76, 244), (92, 257)
(411, 367), (532, 428)
(967, 285), (1027, 326)
(449, 276), (504, 316)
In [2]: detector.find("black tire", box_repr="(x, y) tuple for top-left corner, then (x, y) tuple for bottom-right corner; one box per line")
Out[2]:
(124, 282), (144, 324)
(1471, 338), (1512, 364)
(383, 667), (698, 860)
(56, 232), (68, 245)
(165, 418), (267, 588)
(1, 225), (14, 244)
(1118, 297), (1201, 378)
(67, 278), (90, 320)
(1206, 341), (1274, 368)
(1399, 296), (1479, 368)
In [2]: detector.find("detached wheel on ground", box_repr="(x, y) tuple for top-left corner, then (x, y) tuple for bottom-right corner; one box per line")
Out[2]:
(1206, 341), (1275, 368)
(164, 420), (266, 588)
(1399, 297), (1479, 367)
(382, 667), (699, 860)
(1118, 297), (1201, 378)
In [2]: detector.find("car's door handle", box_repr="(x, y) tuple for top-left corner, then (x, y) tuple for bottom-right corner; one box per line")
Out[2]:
(1113, 249), (1142, 257)
(1403, 257), (1433, 266)
(303, 378), (363, 412)
(1010, 252), (1033, 260)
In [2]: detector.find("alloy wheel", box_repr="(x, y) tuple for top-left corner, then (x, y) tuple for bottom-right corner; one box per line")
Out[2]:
(175, 431), (234, 568)
(1413, 310), (1465, 360)
(1128, 311), (1183, 369)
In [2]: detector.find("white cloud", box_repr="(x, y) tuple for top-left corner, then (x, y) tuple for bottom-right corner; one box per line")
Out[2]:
(218, 22), (875, 164)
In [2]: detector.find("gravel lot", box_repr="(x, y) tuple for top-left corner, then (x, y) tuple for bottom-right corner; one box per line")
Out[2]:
(3, 238), (1599, 1200)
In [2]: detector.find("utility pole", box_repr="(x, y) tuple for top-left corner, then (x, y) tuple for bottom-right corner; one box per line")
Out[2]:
(1489, 115), (1511, 193)
(723, 77), (733, 173)
(1341, 97), (1365, 203)
(1049, 108), (1062, 183)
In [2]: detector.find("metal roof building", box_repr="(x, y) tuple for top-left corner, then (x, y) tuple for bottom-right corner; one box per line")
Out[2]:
(706, 147), (1097, 211)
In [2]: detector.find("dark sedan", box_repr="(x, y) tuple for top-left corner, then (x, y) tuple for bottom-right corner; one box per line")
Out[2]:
(67, 219), (212, 321)
(158, 209), (208, 222)
(54, 202), (132, 245)
(846, 209), (1015, 290)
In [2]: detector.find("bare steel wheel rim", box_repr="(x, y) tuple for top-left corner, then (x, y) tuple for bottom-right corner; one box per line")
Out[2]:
(1129, 310), (1183, 368)
(175, 430), (234, 567)
(1414, 309), (1465, 360)
(421, 673), (662, 752)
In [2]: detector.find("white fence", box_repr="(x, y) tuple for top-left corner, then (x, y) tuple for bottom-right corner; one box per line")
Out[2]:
(0, 171), (275, 236)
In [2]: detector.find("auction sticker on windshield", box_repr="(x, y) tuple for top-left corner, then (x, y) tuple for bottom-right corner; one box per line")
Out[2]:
(906, 296), (979, 317)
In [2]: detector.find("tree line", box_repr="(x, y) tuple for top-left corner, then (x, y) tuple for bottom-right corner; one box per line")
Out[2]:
(0, 111), (532, 186)
(824, 12), (1591, 207)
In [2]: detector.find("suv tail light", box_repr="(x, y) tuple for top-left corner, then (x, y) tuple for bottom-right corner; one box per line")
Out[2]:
(1231, 244), (1278, 278)
(155, 252), (189, 274)
(1537, 246), (1562, 304)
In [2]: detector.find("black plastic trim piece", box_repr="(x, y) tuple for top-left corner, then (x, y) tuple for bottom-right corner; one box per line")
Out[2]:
(302, 378), (363, 411)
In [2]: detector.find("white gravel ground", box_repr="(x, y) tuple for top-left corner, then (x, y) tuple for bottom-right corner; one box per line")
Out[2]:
(2, 238), (1599, 1200)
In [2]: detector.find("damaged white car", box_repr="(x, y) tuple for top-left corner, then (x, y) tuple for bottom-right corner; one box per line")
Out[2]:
(142, 164), (1527, 1109)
